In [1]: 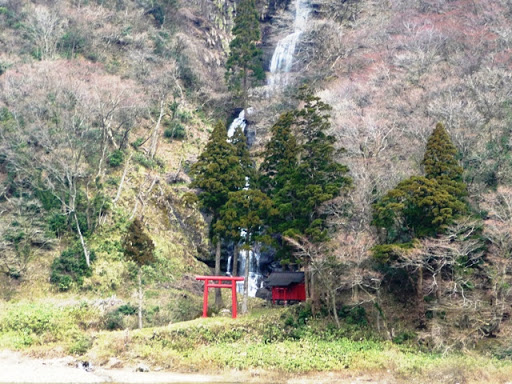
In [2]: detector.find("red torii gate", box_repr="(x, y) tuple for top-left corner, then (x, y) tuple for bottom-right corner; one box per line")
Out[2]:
(195, 276), (244, 318)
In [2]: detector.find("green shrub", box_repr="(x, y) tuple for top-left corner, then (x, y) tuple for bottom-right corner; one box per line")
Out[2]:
(339, 305), (368, 326)
(103, 304), (137, 330)
(117, 304), (137, 315)
(0, 302), (98, 349)
(106, 177), (120, 186)
(164, 121), (186, 140)
(108, 150), (124, 167)
(393, 330), (416, 345)
(68, 332), (93, 355)
(34, 188), (61, 211)
(58, 28), (87, 59)
(103, 311), (125, 331)
(48, 213), (67, 237)
(133, 153), (157, 169)
(131, 138), (144, 149)
(50, 245), (96, 291)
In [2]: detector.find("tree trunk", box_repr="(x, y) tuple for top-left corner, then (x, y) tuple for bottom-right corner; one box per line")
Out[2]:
(242, 249), (250, 314)
(375, 290), (392, 340)
(417, 266), (426, 328)
(149, 99), (165, 159)
(305, 265), (310, 303)
(74, 212), (90, 267)
(232, 244), (239, 277)
(138, 268), (143, 329)
(353, 283), (359, 303)
(310, 268), (319, 315)
(243, 69), (248, 119)
(113, 153), (132, 206)
(214, 237), (223, 308)
(331, 290), (340, 328)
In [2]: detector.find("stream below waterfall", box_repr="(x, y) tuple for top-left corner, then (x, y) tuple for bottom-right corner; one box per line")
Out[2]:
(226, 0), (311, 297)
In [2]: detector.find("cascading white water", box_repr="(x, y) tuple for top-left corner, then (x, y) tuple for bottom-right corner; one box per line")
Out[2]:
(227, 109), (263, 297)
(227, 255), (232, 275)
(224, 0), (310, 297)
(227, 109), (249, 137)
(233, 248), (263, 296)
(267, 0), (311, 89)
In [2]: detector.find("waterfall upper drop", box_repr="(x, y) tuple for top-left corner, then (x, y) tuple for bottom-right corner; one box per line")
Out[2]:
(268, 0), (311, 89)
(222, 0), (311, 297)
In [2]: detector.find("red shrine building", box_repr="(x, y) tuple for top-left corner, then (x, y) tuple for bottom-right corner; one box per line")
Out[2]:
(266, 272), (306, 304)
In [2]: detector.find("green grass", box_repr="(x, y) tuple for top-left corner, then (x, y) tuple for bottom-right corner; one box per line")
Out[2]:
(85, 306), (512, 382)
(0, 301), (98, 353)
(2, 301), (512, 382)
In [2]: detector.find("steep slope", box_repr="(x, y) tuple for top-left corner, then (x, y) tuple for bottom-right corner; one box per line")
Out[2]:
(1, 0), (512, 351)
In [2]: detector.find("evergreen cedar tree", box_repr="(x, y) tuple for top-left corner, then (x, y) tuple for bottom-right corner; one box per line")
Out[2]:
(225, 0), (265, 111)
(260, 88), (351, 260)
(188, 121), (246, 228)
(215, 189), (274, 249)
(123, 218), (155, 267)
(231, 126), (256, 182)
(372, 123), (467, 243)
(259, 111), (299, 196)
(213, 126), (271, 246)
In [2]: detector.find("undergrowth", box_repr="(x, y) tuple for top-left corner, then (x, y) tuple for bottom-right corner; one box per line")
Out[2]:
(0, 301), (98, 354)
(87, 304), (512, 381)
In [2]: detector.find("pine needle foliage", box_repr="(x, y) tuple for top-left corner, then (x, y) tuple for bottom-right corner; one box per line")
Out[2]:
(422, 123), (463, 181)
(259, 111), (299, 195)
(373, 123), (467, 243)
(422, 122), (466, 199)
(261, 87), (351, 253)
(231, 126), (256, 182)
(215, 189), (274, 248)
(189, 121), (246, 221)
(225, 0), (265, 110)
(122, 218), (155, 267)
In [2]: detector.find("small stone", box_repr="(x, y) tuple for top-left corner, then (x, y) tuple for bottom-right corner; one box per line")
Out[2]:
(135, 363), (150, 372)
(76, 360), (93, 372)
(106, 357), (123, 369)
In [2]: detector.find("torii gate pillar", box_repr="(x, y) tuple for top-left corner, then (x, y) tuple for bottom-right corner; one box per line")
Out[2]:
(195, 276), (245, 318)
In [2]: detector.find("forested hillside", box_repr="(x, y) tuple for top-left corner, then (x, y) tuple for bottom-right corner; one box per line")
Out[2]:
(1, 0), (512, 367)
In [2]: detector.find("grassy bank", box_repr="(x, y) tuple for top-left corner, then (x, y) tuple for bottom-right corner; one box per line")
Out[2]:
(88, 306), (512, 383)
(1, 302), (512, 383)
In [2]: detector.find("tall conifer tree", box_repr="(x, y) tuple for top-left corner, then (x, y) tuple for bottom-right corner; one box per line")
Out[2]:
(122, 218), (155, 329)
(225, 0), (265, 116)
(189, 121), (245, 307)
(373, 122), (467, 243)
(215, 188), (273, 313)
(259, 111), (299, 195)
(261, 88), (351, 260)
(422, 122), (466, 199)
(231, 126), (255, 182)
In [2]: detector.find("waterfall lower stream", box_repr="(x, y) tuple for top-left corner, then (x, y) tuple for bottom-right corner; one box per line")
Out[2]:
(226, 0), (311, 297)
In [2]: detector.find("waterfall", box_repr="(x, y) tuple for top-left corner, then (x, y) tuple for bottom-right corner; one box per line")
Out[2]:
(226, 110), (263, 298)
(267, 0), (311, 89)
(234, 249), (263, 297)
(223, 1), (310, 297)
(227, 108), (252, 137)
(227, 255), (232, 275)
